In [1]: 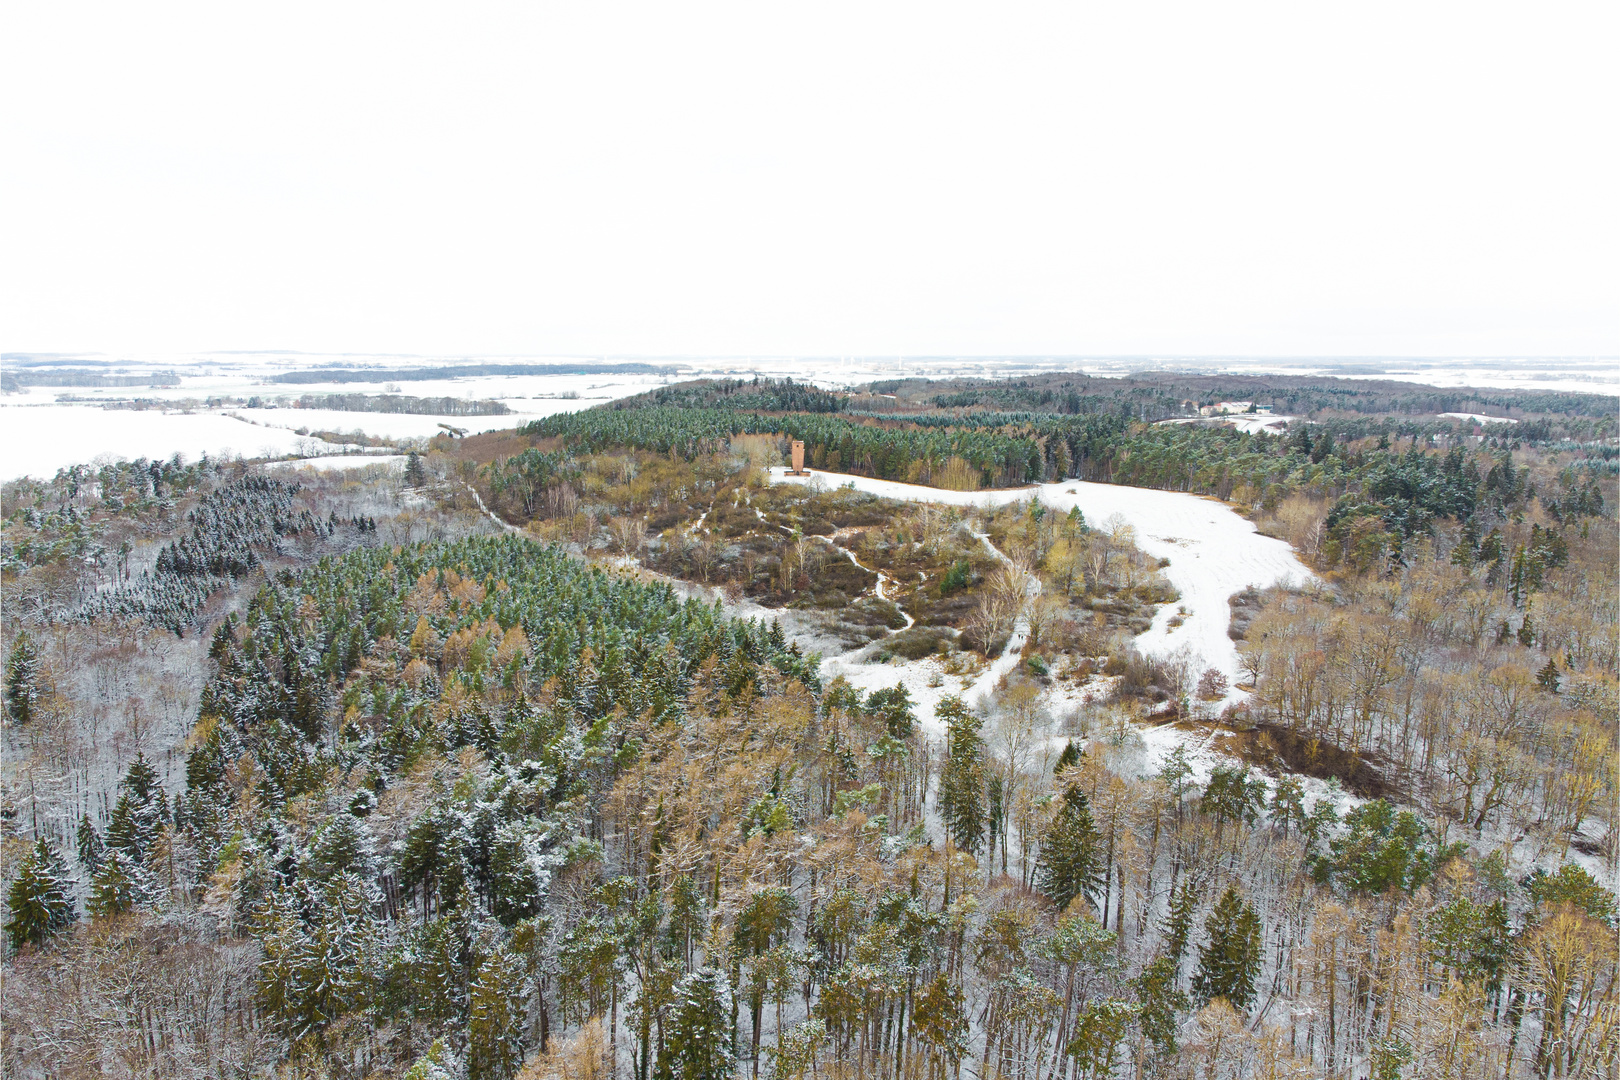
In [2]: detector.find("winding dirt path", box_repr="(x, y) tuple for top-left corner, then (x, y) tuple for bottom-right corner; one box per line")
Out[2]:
(771, 468), (1315, 709)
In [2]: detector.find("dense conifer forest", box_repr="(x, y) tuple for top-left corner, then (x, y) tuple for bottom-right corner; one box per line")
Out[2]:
(2, 372), (1616, 1079)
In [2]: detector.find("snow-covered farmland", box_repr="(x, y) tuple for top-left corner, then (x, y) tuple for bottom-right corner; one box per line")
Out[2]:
(0, 373), (669, 481)
(0, 404), (357, 480)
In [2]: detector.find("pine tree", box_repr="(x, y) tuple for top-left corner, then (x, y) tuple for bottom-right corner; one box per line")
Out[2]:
(1269, 777), (1307, 836)
(1537, 658), (1562, 693)
(5, 629), (41, 725)
(659, 967), (734, 1080)
(403, 1038), (460, 1080)
(1035, 785), (1102, 912)
(1201, 764), (1264, 826)
(405, 450), (427, 487)
(5, 838), (77, 950)
(667, 873), (706, 972)
(937, 696), (986, 858)
(1191, 885), (1263, 1011)
(256, 873), (377, 1049)
(1067, 1000), (1142, 1080)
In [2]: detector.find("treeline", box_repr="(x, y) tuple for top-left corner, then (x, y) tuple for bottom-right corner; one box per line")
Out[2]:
(609, 377), (844, 414)
(270, 362), (675, 384)
(295, 393), (512, 416)
(879, 371), (1620, 424)
(0, 369), (181, 389)
(522, 408), (1045, 488)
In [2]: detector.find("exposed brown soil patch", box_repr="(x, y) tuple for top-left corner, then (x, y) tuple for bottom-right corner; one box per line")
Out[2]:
(1217, 722), (1395, 799)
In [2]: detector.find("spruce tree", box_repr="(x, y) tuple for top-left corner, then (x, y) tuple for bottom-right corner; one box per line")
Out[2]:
(5, 630), (41, 725)
(659, 967), (734, 1080)
(937, 696), (986, 858)
(1054, 740), (1081, 773)
(1162, 881), (1199, 969)
(76, 813), (104, 872)
(1036, 785), (1102, 912)
(405, 450), (427, 487)
(105, 753), (166, 863)
(5, 838), (77, 950)
(1192, 884), (1263, 1011)
(667, 873), (706, 971)
(88, 850), (148, 917)
(467, 950), (525, 1080)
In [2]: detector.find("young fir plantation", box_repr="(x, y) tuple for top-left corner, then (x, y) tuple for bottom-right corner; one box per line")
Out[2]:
(1, 373), (1617, 1080)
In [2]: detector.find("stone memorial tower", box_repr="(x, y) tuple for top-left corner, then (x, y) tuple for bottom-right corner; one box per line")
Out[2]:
(788, 439), (808, 475)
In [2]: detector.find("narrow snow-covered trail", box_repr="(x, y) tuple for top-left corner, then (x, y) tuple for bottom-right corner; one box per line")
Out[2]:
(818, 525), (1035, 739)
(463, 482), (522, 535)
(815, 535), (917, 631)
(771, 468), (1315, 707)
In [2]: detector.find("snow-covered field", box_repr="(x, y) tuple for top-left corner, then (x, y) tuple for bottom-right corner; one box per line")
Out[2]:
(0, 374), (668, 481)
(0, 404), (358, 479)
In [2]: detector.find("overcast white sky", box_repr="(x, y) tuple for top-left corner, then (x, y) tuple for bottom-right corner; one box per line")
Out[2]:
(3, 2), (1616, 358)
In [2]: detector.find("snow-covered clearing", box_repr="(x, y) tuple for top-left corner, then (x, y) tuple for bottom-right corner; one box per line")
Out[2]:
(264, 454), (406, 473)
(1439, 411), (1518, 425)
(770, 468), (1315, 709)
(1156, 414), (1293, 434)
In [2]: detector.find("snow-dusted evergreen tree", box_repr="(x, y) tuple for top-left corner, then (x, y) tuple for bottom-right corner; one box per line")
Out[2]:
(255, 873), (378, 1052)
(179, 721), (232, 869)
(403, 1038), (462, 1080)
(1191, 885), (1263, 1011)
(87, 850), (149, 917)
(937, 695), (986, 858)
(658, 967), (733, 1080)
(468, 949), (526, 1080)
(5, 838), (77, 950)
(1162, 880), (1199, 970)
(1036, 784), (1102, 912)
(1132, 955), (1188, 1058)
(105, 752), (167, 864)
(76, 812), (104, 872)
(4, 628), (41, 725)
